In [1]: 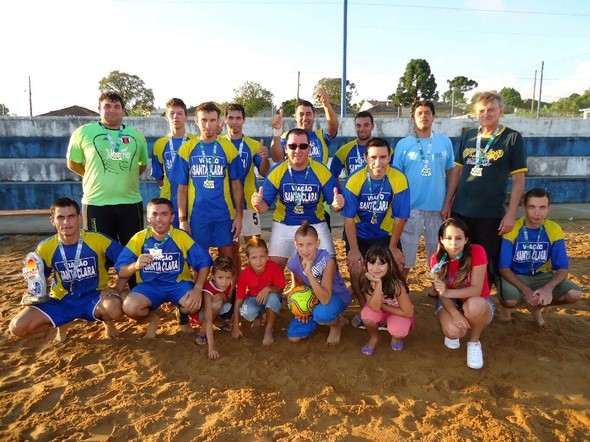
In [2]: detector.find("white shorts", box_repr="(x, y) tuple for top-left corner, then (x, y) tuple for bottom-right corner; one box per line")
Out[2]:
(401, 208), (442, 268)
(241, 209), (262, 238)
(268, 221), (335, 259)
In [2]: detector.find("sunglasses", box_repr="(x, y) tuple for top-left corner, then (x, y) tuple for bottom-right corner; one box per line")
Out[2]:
(286, 143), (309, 150)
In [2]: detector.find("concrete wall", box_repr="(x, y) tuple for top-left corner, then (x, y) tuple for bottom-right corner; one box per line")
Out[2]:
(1, 116), (589, 210)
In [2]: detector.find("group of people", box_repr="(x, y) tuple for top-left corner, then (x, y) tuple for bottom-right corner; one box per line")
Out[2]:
(9, 90), (582, 369)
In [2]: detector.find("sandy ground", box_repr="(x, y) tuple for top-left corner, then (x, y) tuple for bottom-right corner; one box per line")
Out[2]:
(0, 222), (588, 442)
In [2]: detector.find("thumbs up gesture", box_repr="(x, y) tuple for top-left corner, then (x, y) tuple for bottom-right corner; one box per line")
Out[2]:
(258, 139), (269, 161)
(331, 187), (344, 211)
(272, 108), (284, 131)
(251, 186), (265, 212)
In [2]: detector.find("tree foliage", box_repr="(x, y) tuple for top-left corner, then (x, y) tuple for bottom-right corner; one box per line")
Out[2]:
(442, 76), (478, 103)
(98, 70), (155, 116)
(549, 89), (590, 116)
(281, 98), (299, 116)
(389, 59), (438, 106)
(0, 103), (9, 116)
(499, 87), (524, 108)
(313, 77), (357, 110)
(233, 81), (274, 117)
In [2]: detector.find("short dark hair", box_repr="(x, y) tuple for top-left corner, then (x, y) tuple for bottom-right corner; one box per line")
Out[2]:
(295, 100), (315, 114)
(147, 197), (174, 213)
(411, 100), (436, 117)
(212, 256), (234, 274)
(286, 128), (310, 143)
(50, 197), (80, 216)
(196, 101), (221, 118)
(166, 98), (187, 115)
(99, 92), (125, 109)
(225, 103), (246, 118)
(524, 188), (551, 205)
(366, 137), (390, 150)
(355, 111), (374, 124)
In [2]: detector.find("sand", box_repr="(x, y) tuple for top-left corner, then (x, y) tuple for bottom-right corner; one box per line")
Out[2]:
(0, 222), (589, 441)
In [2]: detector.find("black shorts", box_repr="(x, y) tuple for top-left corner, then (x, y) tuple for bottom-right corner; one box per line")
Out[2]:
(344, 235), (394, 257)
(83, 202), (144, 245)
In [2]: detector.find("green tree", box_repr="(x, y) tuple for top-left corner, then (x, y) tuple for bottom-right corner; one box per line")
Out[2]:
(313, 77), (357, 110)
(233, 81), (274, 116)
(550, 89), (590, 116)
(0, 103), (9, 116)
(499, 87), (524, 108)
(389, 59), (438, 107)
(98, 70), (155, 116)
(442, 76), (478, 103)
(281, 98), (299, 116)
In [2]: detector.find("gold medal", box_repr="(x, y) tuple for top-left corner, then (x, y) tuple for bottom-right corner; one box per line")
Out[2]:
(371, 213), (378, 224)
(470, 166), (482, 177)
(294, 205), (304, 214)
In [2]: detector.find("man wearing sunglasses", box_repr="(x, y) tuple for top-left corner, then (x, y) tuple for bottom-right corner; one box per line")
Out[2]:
(252, 128), (344, 270)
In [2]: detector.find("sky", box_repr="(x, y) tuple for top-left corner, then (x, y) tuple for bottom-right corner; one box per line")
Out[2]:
(1, 0), (589, 116)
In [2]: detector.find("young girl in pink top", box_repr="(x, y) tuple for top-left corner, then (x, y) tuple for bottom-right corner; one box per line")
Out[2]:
(430, 218), (496, 369)
(359, 245), (414, 355)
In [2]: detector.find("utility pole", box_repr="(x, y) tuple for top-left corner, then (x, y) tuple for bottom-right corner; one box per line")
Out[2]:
(531, 69), (537, 112)
(340, 0), (348, 118)
(28, 76), (33, 117)
(297, 71), (300, 101)
(536, 61), (544, 119)
(450, 88), (455, 118)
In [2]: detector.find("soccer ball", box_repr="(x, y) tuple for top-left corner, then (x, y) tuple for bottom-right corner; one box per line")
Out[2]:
(288, 286), (319, 317)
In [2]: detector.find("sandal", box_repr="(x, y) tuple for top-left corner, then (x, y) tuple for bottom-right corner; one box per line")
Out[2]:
(218, 320), (232, 333)
(195, 334), (207, 346)
(351, 314), (366, 330)
(390, 341), (404, 351)
(361, 345), (376, 356)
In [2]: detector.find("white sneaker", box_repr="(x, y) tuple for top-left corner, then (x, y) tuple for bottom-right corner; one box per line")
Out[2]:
(444, 336), (460, 349)
(467, 341), (484, 369)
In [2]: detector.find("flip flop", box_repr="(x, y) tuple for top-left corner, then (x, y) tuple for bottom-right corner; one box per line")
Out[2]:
(195, 334), (207, 346)
(361, 345), (376, 356)
(390, 341), (404, 351)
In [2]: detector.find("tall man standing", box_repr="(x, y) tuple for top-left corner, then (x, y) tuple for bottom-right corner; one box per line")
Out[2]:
(174, 102), (244, 259)
(330, 111), (376, 180)
(224, 103), (271, 273)
(67, 92), (149, 246)
(448, 91), (527, 286)
(393, 100), (456, 284)
(151, 98), (197, 228)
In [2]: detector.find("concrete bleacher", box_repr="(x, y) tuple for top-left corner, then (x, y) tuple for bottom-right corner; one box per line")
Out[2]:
(0, 116), (589, 211)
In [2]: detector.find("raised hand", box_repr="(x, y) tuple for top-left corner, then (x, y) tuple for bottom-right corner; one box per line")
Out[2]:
(331, 187), (344, 211)
(272, 108), (284, 131)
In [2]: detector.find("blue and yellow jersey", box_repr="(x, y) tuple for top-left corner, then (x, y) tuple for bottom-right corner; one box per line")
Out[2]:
(172, 136), (242, 222)
(228, 135), (264, 210)
(330, 141), (396, 180)
(36, 230), (123, 300)
(115, 226), (213, 285)
(261, 159), (339, 225)
(151, 132), (198, 208)
(281, 128), (332, 165)
(499, 217), (569, 275)
(342, 166), (411, 240)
